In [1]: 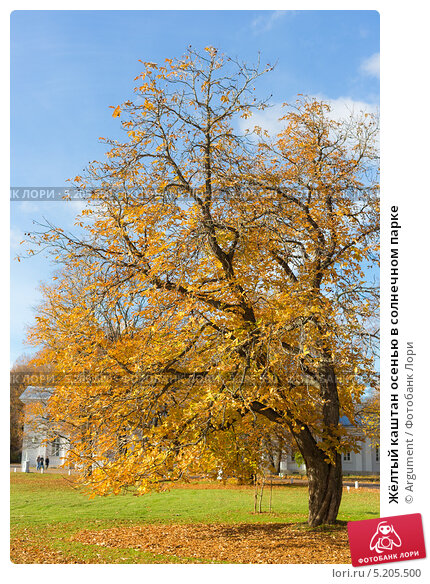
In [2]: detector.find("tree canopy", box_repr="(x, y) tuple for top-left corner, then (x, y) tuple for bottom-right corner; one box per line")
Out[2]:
(27, 47), (379, 526)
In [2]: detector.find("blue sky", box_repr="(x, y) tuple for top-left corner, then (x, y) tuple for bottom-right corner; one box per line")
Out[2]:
(10, 10), (380, 364)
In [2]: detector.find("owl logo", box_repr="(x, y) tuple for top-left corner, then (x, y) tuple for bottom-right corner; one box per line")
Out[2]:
(370, 521), (402, 554)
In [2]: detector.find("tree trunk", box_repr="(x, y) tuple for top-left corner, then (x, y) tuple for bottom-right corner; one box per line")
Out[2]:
(290, 400), (343, 526)
(301, 359), (343, 526)
(250, 379), (343, 527)
(305, 449), (342, 527)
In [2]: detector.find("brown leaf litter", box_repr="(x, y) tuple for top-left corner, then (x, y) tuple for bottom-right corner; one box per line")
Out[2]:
(73, 522), (351, 564)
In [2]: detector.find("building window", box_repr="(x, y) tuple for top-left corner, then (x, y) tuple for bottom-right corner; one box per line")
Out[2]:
(343, 452), (351, 461)
(375, 447), (379, 462)
(50, 438), (60, 457)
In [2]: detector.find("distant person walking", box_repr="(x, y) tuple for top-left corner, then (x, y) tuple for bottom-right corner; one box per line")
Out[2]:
(45, 457), (49, 470)
(36, 455), (41, 470)
(40, 456), (44, 471)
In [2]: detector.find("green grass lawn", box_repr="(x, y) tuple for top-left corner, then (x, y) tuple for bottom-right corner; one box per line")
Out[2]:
(10, 473), (379, 564)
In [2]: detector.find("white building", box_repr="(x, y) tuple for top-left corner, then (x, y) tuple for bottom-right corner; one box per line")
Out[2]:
(20, 386), (68, 468)
(20, 387), (379, 475)
(278, 416), (379, 475)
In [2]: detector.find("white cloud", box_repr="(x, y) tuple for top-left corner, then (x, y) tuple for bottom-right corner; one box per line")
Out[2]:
(15, 201), (43, 214)
(10, 226), (37, 259)
(316, 95), (379, 121)
(10, 227), (24, 254)
(238, 96), (378, 137)
(251, 11), (287, 34)
(360, 53), (380, 78)
(68, 199), (90, 214)
(238, 103), (286, 136)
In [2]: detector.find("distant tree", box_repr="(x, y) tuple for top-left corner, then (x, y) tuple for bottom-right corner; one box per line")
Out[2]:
(27, 47), (379, 526)
(260, 425), (295, 475)
(359, 388), (380, 447)
(10, 354), (49, 462)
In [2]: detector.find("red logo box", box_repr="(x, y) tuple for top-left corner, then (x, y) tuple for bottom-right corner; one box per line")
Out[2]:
(348, 514), (426, 567)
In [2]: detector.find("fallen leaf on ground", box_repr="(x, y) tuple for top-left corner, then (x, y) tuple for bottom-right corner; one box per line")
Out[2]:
(73, 523), (351, 564)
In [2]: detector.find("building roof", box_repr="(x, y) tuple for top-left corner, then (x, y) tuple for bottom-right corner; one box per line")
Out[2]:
(20, 386), (53, 403)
